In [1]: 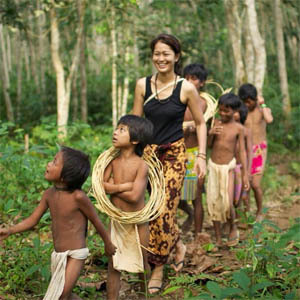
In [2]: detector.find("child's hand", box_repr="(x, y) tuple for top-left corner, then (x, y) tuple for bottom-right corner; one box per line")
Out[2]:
(243, 176), (250, 191)
(209, 125), (223, 135)
(104, 240), (117, 256)
(0, 226), (10, 241)
(257, 95), (265, 105)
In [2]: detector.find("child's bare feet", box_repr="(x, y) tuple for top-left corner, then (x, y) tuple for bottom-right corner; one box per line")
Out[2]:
(171, 239), (186, 272)
(256, 213), (264, 222)
(227, 227), (240, 247)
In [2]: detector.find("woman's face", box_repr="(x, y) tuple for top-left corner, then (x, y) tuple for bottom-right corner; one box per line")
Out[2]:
(152, 41), (179, 74)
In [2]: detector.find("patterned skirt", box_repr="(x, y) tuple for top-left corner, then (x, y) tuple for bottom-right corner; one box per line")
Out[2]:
(145, 138), (187, 266)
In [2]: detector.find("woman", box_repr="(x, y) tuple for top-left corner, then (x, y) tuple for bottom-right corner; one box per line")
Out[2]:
(132, 33), (207, 293)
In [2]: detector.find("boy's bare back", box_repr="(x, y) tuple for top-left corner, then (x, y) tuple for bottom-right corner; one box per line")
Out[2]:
(211, 119), (244, 165)
(45, 188), (88, 252)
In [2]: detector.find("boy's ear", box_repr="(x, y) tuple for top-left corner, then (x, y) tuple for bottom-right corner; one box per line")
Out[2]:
(131, 140), (138, 145)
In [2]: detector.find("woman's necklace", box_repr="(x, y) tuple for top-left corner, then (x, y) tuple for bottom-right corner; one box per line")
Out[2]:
(154, 73), (177, 101)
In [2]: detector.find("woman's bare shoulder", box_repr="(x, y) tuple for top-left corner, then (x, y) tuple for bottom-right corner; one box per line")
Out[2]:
(136, 76), (147, 87)
(181, 78), (194, 92)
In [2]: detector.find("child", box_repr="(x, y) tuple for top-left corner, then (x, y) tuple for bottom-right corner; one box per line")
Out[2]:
(0, 146), (116, 300)
(233, 103), (252, 210)
(238, 84), (273, 222)
(179, 63), (207, 235)
(207, 93), (249, 247)
(103, 114), (153, 300)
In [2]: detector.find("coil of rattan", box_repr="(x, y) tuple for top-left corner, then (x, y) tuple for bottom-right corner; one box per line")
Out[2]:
(91, 147), (165, 224)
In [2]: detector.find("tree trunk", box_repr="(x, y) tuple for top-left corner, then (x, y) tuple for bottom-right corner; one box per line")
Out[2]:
(121, 44), (130, 116)
(244, 15), (255, 83)
(110, 5), (118, 128)
(37, 0), (46, 93)
(274, 0), (291, 117)
(50, 0), (85, 138)
(245, 0), (266, 94)
(50, 6), (68, 138)
(0, 24), (14, 122)
(16, 31), (23, 121)
(25, 28), (40, 93)
(224, 0), (245, 88)
(6, 31), (11, 73)
(23, 40), (31, 81)
(72, 74), (78, 122)
(80, 33), (87, 122)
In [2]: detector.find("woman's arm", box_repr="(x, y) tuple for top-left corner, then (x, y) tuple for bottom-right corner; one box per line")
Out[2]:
(184, 81), (207, 178)
(0, 191), (49, 240)
(132, 78), (146, 116)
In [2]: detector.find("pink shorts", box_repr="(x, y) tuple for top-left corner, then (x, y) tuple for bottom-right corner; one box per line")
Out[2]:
(251, 141), (267, 175)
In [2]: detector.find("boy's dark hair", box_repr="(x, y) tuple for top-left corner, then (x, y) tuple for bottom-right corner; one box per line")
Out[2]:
(238, 102), (248, 125)
(183, 63), (208, 82)
(238, 83), (257, 101)
(219, 93), (241, 110)
(60, 146), (90, 190)
(118, 114), (154, 157)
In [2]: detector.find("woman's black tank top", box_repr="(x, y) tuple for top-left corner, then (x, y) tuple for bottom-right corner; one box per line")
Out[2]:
(144, 76), (186, 145)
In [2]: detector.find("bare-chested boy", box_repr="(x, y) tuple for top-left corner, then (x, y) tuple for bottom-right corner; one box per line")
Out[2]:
(103, 114), (153, 300)
(207, 93), (249, 247)
(179, 63), (207, 236)
(0, 146), (116, 300)
(238, 83), (273, 222)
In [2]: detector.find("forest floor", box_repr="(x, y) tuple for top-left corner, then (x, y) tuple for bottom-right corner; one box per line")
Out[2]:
(0, 154), (299, 300)
(78, 153), (300, 300)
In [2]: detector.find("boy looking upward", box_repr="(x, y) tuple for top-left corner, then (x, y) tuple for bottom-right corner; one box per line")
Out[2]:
(103, 115), (153, 300)
(179, 63), (207, 236)
(207, 93), (249, 247)
(238, 83), (273, 222)
(0, 146), (116, 300)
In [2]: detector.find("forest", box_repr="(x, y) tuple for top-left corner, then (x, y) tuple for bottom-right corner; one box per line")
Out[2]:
(0, 0), (299, 299)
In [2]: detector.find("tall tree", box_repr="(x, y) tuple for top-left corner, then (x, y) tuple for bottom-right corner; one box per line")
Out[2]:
(224, 0), (245, 88)
(50, 0), (85, 138)
(0, 24), (14, 122)
(245, 0), (266, 94)
(274, 0), (291, 117)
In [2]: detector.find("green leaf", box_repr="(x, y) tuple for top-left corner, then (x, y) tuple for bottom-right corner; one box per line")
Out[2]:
(207, 281), (222, 298)
(285, 291), (296, 300)
(162, 285), (181, 295)
(25, 265), (39, 277)
(233, 271), (250, 291)
(221, 287), (243, 297)
(252, 281), (273, 293)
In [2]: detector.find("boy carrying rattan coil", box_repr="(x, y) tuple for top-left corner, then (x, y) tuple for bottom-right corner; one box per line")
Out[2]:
(101, 115), (154, 300)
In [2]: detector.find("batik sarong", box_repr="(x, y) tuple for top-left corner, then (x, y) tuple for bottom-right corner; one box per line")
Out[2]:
(145, 138), (187, 265)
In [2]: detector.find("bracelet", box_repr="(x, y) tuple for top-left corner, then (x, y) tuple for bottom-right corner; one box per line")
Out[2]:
(260, 104), (267, 108)
(197, 153), (206, 160)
